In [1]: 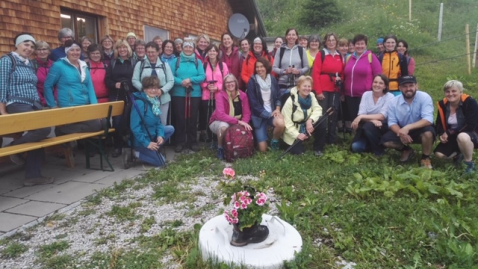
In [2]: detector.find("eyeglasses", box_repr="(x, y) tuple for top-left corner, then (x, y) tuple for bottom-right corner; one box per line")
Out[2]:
(225, 81), (235, 85)
(36, 48), (49, 52)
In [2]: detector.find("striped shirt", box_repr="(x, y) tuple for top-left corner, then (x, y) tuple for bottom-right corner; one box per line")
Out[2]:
(0, 53), (39, 106)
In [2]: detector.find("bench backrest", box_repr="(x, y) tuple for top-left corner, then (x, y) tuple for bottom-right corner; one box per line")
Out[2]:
(0, 101), (124, 136)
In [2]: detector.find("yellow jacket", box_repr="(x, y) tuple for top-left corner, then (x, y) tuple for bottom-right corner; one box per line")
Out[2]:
(282, 87), (322, 145)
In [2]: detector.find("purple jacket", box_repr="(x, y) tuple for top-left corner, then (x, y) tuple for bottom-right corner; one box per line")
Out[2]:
(343, 50), (382, 97)
(209, 90), (251, 125)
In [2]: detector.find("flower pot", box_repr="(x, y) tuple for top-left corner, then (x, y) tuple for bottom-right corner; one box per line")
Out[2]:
(230, 222), (269, 247)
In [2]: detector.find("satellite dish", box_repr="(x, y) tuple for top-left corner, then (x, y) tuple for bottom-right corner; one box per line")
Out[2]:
(228, 13), (250, 39)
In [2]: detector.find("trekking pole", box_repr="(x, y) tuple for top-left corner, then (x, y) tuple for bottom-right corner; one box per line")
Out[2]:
(185, 86), (192, 151)
(277, 107), (334, 160)
(333, 72), (346, 139)
(123, 82), (166, 167)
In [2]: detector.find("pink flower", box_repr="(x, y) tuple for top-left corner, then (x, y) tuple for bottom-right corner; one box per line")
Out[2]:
(231, 193), (236, 202)
(245, 198), (252, 205)
(234, 201), (240, 209)
(224, 212), (232, 223)
(241, 202), (248, 210)
(232, 217), (239, 224)
(223, 168), (235, 179)
(231, 209), (238, 218)
(256, 198), (266, 206)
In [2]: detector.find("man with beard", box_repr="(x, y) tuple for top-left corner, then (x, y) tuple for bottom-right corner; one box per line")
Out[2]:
(380, 76), (435, 168)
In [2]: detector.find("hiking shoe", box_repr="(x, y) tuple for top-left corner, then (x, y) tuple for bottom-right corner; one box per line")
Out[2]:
(270, 139), (279, 151)
(24, 177), (55, 187)
(464, 161), (475, 174)
(314, 150), (323, 157)
(217, 148), (225, 160)
(190, 144), (200, 152)
(209, 140), (218, 150)
(174, 144), (184, 153)
(420, 158), (433, 169)
(123, 150), (131, 169)
(453, 153), (463, 165)
(111, 148), (122, 158)
(400, 149), (415, 162)
(10, 154), (25, 166)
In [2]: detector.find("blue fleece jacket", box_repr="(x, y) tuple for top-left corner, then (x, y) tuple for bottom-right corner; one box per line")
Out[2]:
(130, 92), (164, 148)
(43, 58), (97, 108)
(171, 53), (205, 98)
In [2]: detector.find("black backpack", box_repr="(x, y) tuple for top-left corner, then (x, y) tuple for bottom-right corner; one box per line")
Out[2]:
(203, 60), (224, 78)
(278, 46), (304, 69)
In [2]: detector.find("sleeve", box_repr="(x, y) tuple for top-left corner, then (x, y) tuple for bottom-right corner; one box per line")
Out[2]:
(371, 53), (383, 77)
(421, 94), (434, 124)
(85, 72), (98, 104)
(272, 77), (281, 108)
(161, 63), (174, 93)
(156, 117), (165, 139)
(241, 57), (252, 85)
(104, 63), (115, 90)
(282, 98), (300, 140)
(223, 62), (230, 76)
(171, 59), (183, 85)
(190, 61), (206, 84)
(246, 78), (271, 119)
(272, 49), (282, 76)
(399, 54), (409, 76)
(408, 57), (415, 76)
(132, 61), (143, 91)
(130, 100), (150, 148)
(357, 92), (368, 115)
(309, 95), (323, 122)
(312, 52), (323, 94)
(387, 100), (398, 127)
(298, 48), (310, 75)
(461, 98), (478, 132)
(379, 94), (394, 118)
(43, 62), (61, 107)
(435, 102), (445, 135)
(0, 56), (11, 103)
(201, 64), (210, 91)
(241, 92), (251, 123)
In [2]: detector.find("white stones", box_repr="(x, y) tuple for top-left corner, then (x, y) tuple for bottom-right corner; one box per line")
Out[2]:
(199, 214), (302, 269)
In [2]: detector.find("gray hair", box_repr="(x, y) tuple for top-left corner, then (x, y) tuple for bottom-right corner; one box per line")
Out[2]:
(443, 80), (464, 93)
(35, 41), (50, 50)
(58, 28), (74, 40)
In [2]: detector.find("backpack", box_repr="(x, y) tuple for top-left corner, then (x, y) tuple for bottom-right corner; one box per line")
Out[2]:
(86, 61), (107, 71)
(278, 46), (304, 69)
(223, 124), (254, 162)
(345, 53), (373, 65)
(203, 60), (224, 78)
(280, 93), (301, 122)
(1, 53), (18, 80)
(175, 56), (199, 71)
(139, 60), (167, 80)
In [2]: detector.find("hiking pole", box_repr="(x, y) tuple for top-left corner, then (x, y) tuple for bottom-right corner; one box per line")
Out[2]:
(124, 82), (166, 167)
(185, 86), (192, 151)
(277, 107), (334, 160)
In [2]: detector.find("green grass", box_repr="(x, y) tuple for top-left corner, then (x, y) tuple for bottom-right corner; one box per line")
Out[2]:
(1, 242), (28, 258)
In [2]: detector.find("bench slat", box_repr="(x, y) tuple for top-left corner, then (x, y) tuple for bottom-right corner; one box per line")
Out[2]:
(0, 101), (124, 136)
(0, 129), (115, 157)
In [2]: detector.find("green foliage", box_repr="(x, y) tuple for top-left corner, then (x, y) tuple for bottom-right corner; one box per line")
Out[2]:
(107, 202), (142, 221)
(299, 0), (341, 28)
(1, 242), (28, 258)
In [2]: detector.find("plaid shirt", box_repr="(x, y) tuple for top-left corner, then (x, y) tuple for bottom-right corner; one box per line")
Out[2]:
(0, 53), (39, 106)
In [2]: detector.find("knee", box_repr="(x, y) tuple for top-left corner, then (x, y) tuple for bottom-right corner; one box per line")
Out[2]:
(457, 132), (471, 143)
(275, 118), (285, 129)
(434, 151), (446, 159)
(421, 131), (433, 141)
(351, 141), (366, 153)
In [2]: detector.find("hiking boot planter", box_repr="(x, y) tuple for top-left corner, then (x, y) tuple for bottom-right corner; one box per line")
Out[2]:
(224, 186), (270, 247)
(231, 221), (269, 246)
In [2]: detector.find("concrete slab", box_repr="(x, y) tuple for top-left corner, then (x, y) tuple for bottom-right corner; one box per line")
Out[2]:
(5, 201), (65, 217)
(2, 183), (55, 199)
(70, 170), (111, 183)
(0, 213), (36, 232)
(0, 170), (24, 194)
(0, 196), (28, 211)
(26, 181), (103, 204)
(95, 169), (144, 186)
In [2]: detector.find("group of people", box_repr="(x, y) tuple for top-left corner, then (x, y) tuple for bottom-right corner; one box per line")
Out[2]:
(1, 27), (477, 188)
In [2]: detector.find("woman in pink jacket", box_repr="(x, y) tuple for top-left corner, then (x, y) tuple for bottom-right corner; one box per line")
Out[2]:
(343, 34), (382, 124)
(208, 74), (251, 160)
(31, 41), (55, 106)
(219, 33), (243, 89)
(199, 44), (229, 143)
(86, 44), (109, 103)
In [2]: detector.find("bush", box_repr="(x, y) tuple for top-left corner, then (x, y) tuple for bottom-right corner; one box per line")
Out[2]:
(299, 0), (341, 29)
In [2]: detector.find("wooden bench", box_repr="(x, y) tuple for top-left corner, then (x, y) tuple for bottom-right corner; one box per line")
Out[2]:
(0, 101), (125, 171)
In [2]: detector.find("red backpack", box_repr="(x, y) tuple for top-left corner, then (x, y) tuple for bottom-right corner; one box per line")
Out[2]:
(224, 124), (254, 162)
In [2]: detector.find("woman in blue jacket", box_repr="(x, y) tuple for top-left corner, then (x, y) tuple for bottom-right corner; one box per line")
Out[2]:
(126, 76), (175, 168)
(247, 57), (284, 152)
(171, 41), (206, 152)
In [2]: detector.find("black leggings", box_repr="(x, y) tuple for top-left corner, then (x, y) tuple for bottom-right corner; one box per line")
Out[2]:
(171, 96), (201, 145)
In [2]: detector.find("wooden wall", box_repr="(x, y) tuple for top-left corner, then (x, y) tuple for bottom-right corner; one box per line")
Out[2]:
(0, 0), (233, 55)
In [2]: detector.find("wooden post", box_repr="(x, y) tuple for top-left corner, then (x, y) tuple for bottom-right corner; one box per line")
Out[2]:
(473, 23), (478, 68)
(409, 0), (412, 22)
(466, 24), (471, 74)
(438, 3), (443, 41)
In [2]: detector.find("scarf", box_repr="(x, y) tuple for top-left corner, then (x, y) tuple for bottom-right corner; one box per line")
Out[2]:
(180, 52), (196, 62)
(297, 94), (312, 133)
(255, 74), (271, 92)
(11, 51), (29, 65)
(227, 90), (242, 119)
(146, 95), (161, 116)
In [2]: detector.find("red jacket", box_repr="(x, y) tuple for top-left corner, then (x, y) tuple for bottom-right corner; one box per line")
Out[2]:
(312, 50), (344, 94)
(88, 61), (109, 103)
(209, 90), (251, 125)
(219, 46), (242, 86)
(33, 57), (55, 106)
(241, 51), (274, 85)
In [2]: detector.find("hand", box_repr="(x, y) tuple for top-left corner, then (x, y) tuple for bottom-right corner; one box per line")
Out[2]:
(398, 128), (413, 145)
(297, 133), (308, 141)
(238, 120), (252, 131)
(271, 109), (282, 118)
(208, 84), (218, 92)
(370, 120), (382, 128)
(306, 120), (314, 135)
(291, 68), (300, 75)
(115, 82), (121, 89)
(316, 93), (325, 101)
(181, 78), (191, 87)
(157, 136), (164, 145)
(351, 117), (361, 130)
(147, 141), (159, 151)
(439, 133), (448, 143)
(156, 89), (163, 98)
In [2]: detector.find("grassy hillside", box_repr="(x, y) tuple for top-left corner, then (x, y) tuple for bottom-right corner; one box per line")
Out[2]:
(257, 0), (478, 100)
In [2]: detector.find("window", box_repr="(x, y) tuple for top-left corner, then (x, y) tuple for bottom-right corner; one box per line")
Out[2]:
(144, 26), (169, 43)
(61, 9), (99, 43)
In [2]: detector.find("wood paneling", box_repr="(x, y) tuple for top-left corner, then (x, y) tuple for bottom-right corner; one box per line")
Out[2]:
(0, 0), (233, 55)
